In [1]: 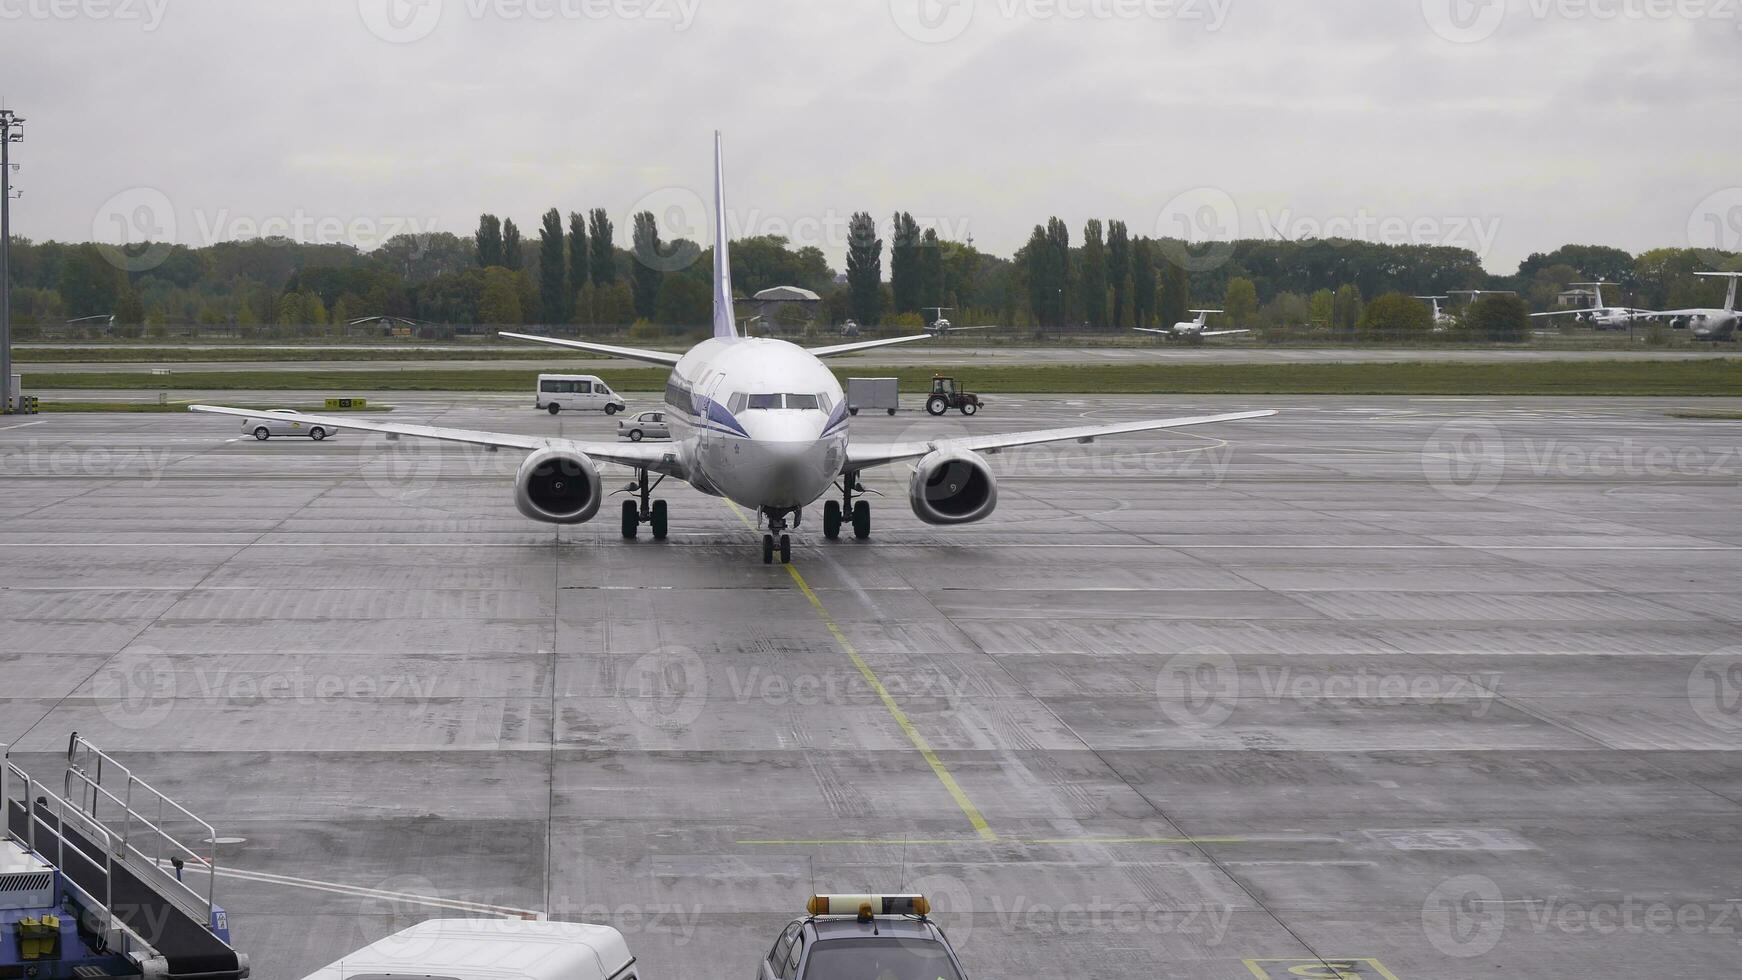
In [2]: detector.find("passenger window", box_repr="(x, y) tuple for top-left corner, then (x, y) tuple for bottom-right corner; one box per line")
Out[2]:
(770, 923), (798, 975)
(578, 381), (594, 394)
(780, 934), (804, 980)
(541, 381), (560, 393)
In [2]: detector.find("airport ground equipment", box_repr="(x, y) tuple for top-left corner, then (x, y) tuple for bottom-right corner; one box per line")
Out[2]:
(759, 894), (968, 980)
(846, 377), (899, 416)
(2, 735), (249, 979)
(925, 375), (983, 416)
(296, 918), (638, 980)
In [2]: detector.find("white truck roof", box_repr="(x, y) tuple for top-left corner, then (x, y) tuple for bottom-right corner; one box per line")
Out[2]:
(298, 918), (634, 980)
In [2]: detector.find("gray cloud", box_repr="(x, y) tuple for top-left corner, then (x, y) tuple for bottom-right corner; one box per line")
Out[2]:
(2, 0), (1736, 272)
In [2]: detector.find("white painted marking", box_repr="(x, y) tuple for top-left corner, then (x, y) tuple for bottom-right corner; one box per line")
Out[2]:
(0, 421), (47, 431)
(169, 861), (540, 919)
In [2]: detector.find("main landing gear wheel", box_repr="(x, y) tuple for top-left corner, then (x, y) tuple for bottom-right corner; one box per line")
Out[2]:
(622, 467), (668, 541)
(927, 395), (948, 416)
(547, 403), (561, 415)
(852, 500), (871, 540)
(762, 534), (775, 564)
(823, 500), (842, 540)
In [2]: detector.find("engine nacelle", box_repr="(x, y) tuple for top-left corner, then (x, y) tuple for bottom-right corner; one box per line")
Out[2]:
(909, 449), (998, 525)
(514, 449), (603, 524)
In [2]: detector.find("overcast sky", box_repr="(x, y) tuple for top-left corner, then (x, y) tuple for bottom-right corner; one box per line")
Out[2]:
(3, 0), (1738, 273)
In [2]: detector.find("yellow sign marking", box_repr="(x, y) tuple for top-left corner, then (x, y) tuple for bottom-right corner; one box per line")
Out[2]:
(1243, 958), (1402, 980)
(725, 501), (998, 842)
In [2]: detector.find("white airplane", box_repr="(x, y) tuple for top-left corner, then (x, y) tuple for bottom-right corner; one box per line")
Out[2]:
(191, 135), (1274, 563)
(1136, 310), (1249, 340)
(923, 308), (994, 336)
(1640, 272), (1742, 341)
(1416, 296), (1454, 330)
(1529, 281), (1655, 330)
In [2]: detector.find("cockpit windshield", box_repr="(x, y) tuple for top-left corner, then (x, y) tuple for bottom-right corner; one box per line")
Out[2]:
(741, 393), (828, 411)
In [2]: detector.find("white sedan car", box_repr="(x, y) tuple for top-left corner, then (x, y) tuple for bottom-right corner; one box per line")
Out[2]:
(617, 411), (671, 442)
(241, 410), (335, 441)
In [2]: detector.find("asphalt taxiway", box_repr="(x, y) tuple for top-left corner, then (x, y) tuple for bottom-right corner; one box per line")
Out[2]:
(2, 395), (1740, 979)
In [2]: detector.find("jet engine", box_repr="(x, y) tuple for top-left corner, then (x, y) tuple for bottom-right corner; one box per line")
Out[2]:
(908, 449), (997, 525)
(514, 449), (603, 524)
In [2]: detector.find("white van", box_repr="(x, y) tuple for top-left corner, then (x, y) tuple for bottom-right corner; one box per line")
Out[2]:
(298, 918), (638, 980)
(537, 374), (627, 416)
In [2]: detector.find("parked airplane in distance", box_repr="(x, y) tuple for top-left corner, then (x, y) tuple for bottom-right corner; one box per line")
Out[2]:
(192, 135), (1274, 562)
(1416, 296), (1454, 330)
(1641, 272), (1742, 341)
(1530, 281), (1656, 330)
(1136, 310), (1249, 340)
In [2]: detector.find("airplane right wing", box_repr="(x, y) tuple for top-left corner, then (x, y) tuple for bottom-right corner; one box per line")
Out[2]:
(845, 409), (1276, 471)
(499, 331), (682, 366)
(188, 405), (689, 477)
(1133, 327), (1172, 335)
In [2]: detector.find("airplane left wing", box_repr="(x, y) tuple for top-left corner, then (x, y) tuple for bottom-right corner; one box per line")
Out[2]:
(1133, 327), (1172, 335)
(499, 331), (682, 367)
(1199, 329), (1251, 337)
(188, 405), (687, 477)
(845, 409), (1276, 470)
(806, 334), (933, 357)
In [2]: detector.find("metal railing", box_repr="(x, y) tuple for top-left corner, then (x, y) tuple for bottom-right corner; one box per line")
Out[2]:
(3, 745), (117, 941)
(62, 734), (220, 930)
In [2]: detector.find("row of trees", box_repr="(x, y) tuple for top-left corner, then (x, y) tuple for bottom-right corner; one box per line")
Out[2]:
(5, 212), (1737, 335)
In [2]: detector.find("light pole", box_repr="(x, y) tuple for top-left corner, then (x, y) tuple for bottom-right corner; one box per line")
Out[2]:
(0, 109), (21, 411)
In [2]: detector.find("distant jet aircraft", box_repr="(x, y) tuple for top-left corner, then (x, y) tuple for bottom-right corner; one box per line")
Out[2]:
(1529, 281), (1656, 330)
(1136, 309), (1249, 340)
(1641, 272), (1742, 341)
(1416, 295), (1454, 330)
(923, 308), (995, 337)
(192, 134), (1274, 563)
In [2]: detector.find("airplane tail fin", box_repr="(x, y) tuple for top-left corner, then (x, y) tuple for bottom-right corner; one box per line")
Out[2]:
(1695, 272), (1742, 312)
(712, 131), (737, 340)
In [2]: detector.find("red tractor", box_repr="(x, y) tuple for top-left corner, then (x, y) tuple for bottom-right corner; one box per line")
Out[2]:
(925, 375), (983, 416)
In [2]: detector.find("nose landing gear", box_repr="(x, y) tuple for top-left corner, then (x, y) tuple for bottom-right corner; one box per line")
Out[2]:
(759, 507), (796, 564)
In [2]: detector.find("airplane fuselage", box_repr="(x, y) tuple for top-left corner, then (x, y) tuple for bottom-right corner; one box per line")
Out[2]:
(662, 337), (850, 512)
